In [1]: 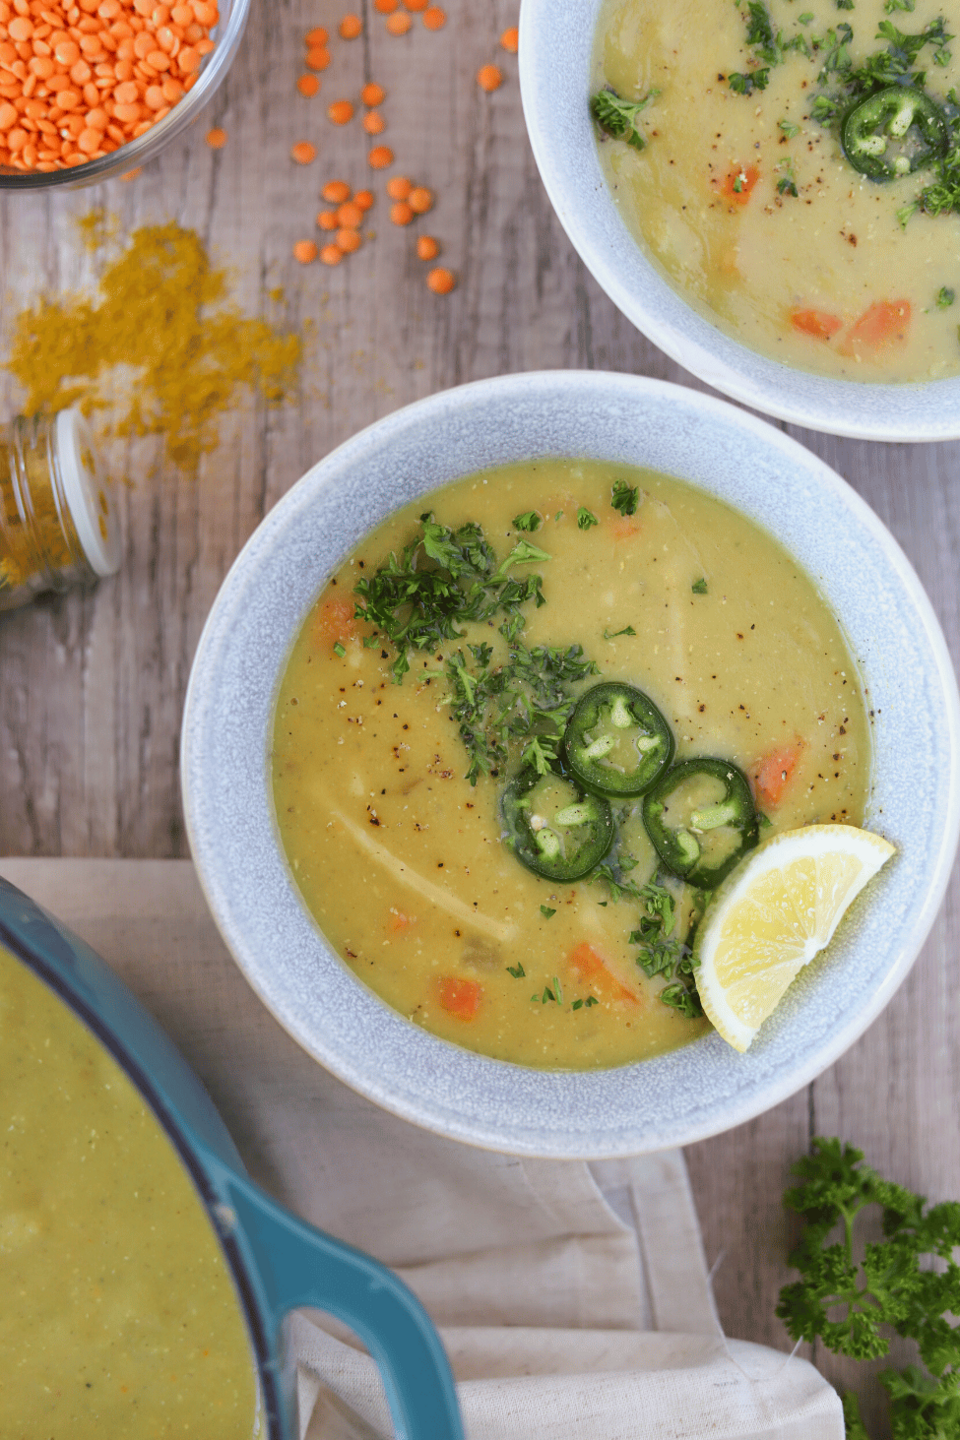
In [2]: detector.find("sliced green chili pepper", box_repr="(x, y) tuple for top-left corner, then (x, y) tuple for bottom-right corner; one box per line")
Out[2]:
(840, 85), (948, 182)
(641, 758), (759, 888)
(501, 767), (615, 882)
(563, 682), (674, 798)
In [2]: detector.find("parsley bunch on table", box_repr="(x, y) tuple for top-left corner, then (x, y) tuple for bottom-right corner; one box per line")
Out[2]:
(777, 1138), (960, 1438)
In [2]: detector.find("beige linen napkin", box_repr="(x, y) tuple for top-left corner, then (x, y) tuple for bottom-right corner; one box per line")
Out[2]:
(0, 859), (842, 1440)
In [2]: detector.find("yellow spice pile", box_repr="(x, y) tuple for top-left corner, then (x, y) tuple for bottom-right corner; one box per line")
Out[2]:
(5, 219), (301, 473)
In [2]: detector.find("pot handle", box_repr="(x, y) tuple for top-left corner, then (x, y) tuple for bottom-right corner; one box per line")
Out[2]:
(215, 1163), (464, 1440)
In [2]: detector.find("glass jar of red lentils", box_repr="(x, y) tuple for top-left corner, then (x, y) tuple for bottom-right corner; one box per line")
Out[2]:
(0, 408), (121, 612)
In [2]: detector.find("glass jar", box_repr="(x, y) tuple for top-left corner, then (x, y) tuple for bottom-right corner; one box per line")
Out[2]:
(0, 410), (120, 614)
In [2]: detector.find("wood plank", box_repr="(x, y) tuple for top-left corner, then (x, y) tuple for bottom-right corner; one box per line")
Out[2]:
(0, 5), (957, 1435)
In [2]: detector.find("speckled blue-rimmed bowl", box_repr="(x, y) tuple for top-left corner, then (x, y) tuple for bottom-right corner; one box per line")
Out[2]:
(181, 372), (960, 1158)
(518, 0), (960, 443)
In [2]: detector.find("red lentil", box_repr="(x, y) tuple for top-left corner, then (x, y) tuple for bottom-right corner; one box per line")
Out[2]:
(322, 178), (351, 203)
(477, 64), (502, 92)
(427, 266), (455, 294)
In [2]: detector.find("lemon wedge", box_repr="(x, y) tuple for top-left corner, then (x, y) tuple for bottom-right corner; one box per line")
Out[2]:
(693, 824), (896, 1053)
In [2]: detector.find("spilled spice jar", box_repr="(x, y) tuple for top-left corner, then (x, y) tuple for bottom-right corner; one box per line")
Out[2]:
(0, 410), (120, 613)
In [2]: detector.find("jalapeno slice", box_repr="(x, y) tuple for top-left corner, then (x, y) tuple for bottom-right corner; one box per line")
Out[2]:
(641, 758), (759, 888)
(500, 767), (615, 882)
(840, 85), (948, 182)
(563, 682), (674, 798)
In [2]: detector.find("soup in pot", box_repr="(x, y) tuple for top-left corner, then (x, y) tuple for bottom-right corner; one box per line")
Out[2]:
(0, 944), (259, 1438)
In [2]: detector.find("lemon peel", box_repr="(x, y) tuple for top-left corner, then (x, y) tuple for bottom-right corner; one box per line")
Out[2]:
(693, 824), (896, 1052)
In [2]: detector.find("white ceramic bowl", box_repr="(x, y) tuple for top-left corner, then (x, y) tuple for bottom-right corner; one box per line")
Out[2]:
(518, 0), (960, 443)
(181, 372), (960, 1157)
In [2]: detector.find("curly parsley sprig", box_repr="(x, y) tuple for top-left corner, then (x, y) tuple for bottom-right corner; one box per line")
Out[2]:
(777, 1138), (960, 1438)
(590, 87), (660, 151)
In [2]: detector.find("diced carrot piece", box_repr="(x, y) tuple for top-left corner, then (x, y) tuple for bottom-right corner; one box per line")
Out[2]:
(750, 741), (803, 809)
(312, 594), (358, 649)
(387, 908), (415, 934)
(437, 976), (481, 1019)
(790, 308), (842, 341)
(718, 164), (759, 204)
(568, 942), (637, 1004)
(839, 300), (911, 355)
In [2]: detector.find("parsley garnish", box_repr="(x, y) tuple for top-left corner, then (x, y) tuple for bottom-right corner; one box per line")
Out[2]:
(729, 68), (770, 94)
(777, 1137), (960, 1435)
(356, 513), (600, 785)
(577, 507), (599, 530)
(333, 641), (346, 657)
(354, 513), (549, 685)
(506, 962), (525, 978)
(777, 174), (799, 197)
(591, 868), (704, 1018)
(540, 905), (556, 919)
(590, 87), (659, 151)
(513, 511), (541, 532)
(611, 479), (639, 516)
(938, 286), (956, 307)
(444, 636), (598, 785)
(603, 624), (637, 639)
(692, 578), (708, 595)
(779, 119), (801, 137)
(727, 0), (808, 93)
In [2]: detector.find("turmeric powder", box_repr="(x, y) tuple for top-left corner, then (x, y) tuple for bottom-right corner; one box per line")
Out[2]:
(5, 220), (301, 474)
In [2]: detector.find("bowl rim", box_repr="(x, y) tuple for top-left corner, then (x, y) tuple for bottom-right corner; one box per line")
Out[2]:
(181, 370), (960, 1158)
(517, 0), (960, 443)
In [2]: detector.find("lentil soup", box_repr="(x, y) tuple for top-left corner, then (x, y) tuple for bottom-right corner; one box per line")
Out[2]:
(592, 0), (960, 382)
(271, 459), (872, 1070)
(0, 943), (259, 1438)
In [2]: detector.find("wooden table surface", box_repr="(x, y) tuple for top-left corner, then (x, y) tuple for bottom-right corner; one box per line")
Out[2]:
(0, 3), (957, 1434)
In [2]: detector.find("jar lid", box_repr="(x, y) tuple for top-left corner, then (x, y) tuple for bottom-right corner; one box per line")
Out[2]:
(54, 409), (121, 578)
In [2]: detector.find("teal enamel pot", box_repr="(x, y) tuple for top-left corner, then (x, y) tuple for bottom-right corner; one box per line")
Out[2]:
(0, 875), (463, 1440)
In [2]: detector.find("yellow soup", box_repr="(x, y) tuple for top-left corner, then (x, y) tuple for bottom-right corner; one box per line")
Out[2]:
(0, 944), (259, 1439)
(593, 0), (960, 382)
(271, 460), (872, 1070)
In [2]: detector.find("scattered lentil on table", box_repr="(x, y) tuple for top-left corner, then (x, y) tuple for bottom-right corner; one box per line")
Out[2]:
(477, 63), (502, 92)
